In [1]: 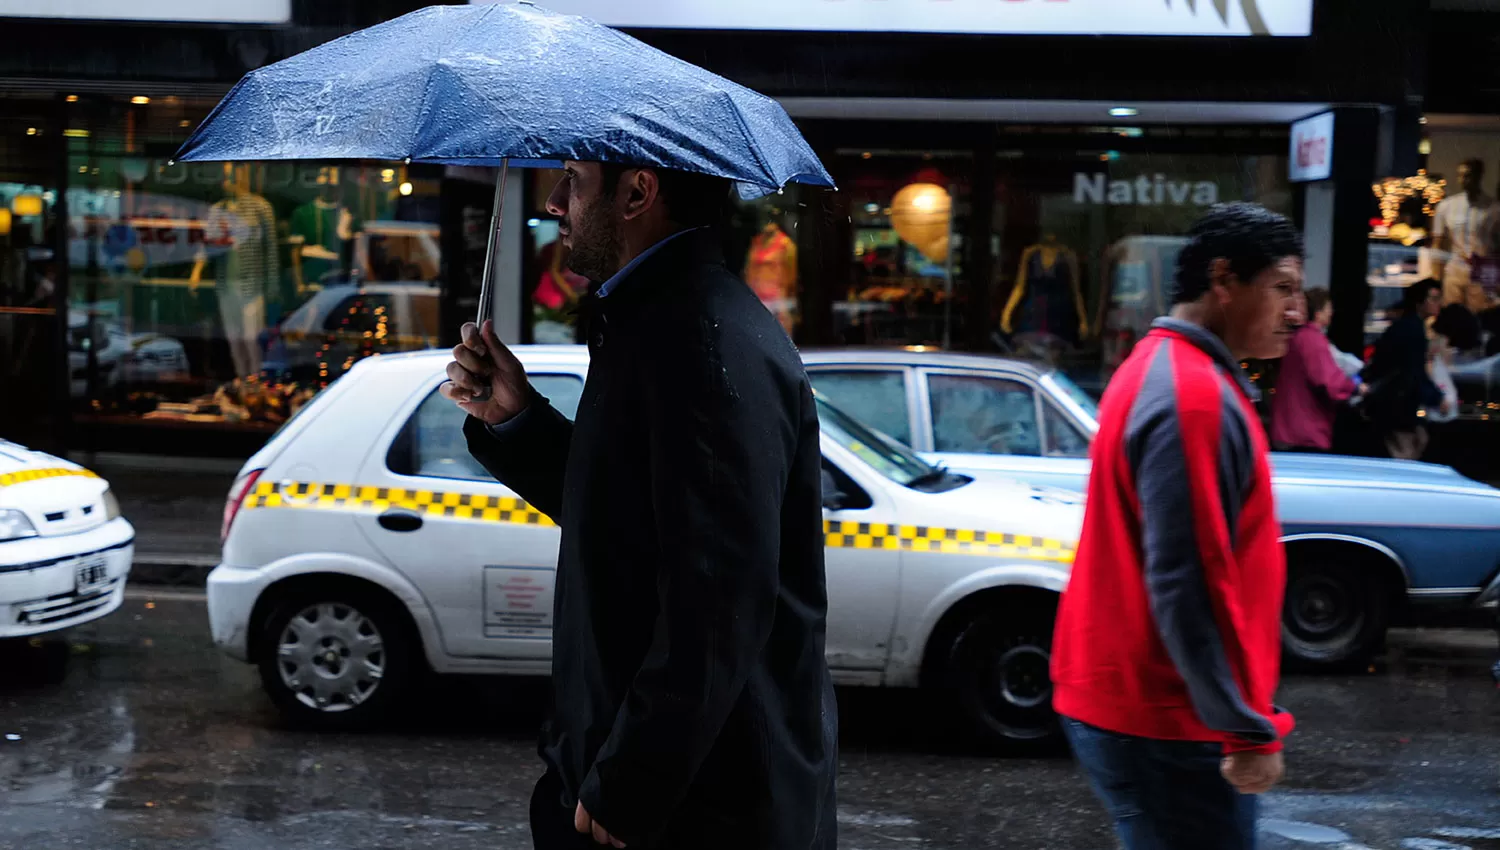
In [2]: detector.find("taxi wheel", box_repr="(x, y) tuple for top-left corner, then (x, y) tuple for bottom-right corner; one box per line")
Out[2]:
(256, 587), (417, 730)
(945, 604), (1060, 752)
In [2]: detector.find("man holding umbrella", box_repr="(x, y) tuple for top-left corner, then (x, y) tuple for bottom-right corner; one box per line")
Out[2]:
(442, 160), (837, 850)
(171, 6), (840, 846)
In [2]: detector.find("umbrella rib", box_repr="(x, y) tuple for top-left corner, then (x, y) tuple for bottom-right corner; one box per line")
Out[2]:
(406, 6), (481, 160)
(722, 91), (775, 192)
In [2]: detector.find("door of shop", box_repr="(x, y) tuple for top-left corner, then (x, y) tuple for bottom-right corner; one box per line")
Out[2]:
(0, 98), (66, 452)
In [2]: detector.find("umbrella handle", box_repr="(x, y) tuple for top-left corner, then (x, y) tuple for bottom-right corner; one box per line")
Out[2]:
(470, 159), (510, 403)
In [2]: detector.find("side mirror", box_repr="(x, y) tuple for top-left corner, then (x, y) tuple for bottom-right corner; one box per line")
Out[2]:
(821, 468), (848, 512)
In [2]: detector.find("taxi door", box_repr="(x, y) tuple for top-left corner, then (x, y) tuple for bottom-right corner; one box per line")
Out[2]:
(819, 442), (905, 674)
(355, 369), (585, 661)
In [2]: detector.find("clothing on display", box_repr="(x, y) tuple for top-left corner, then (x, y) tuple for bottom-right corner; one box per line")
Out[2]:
(1432, 190), (1499, 309)
(1001, 241), (1088, 345)
(745, 222), (798, 332)
(204, 190), (278, 378)
(290, 198), (357, 287)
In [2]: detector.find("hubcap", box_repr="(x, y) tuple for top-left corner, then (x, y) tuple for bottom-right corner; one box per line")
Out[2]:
(1290, 574), (1356, 639)
(277, 602), (385, 712)
(994, 644), (1051, 709)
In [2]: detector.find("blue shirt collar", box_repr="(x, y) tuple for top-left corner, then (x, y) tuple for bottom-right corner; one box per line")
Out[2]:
(595, 227), (702, 298)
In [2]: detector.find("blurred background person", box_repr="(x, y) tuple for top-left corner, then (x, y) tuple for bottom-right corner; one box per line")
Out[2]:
(1363, 279), (1447, 460)
(1271, 288), (1363, 452)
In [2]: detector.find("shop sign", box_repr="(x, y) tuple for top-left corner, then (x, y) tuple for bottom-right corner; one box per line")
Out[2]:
(1288, 112), (1334, 182)
(470, 0), (1313, 37)
(0, 0), (289, 23)
(1073, 173), (1220, 207)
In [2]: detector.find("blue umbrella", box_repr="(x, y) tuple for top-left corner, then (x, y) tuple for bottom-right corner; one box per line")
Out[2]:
(175, 2), (832, 397)
(172, 2), (832, 199)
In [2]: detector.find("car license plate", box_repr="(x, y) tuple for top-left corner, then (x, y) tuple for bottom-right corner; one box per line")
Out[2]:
(75, 558), (109, 593)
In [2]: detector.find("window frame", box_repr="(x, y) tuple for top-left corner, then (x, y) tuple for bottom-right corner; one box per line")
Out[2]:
(916, 367), (1048, 457)
(802, 363), (919, 448)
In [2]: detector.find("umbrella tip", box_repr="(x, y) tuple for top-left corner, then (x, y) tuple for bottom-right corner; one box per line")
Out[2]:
(404, 156), (412, 164)
(167, 159), (175, 167)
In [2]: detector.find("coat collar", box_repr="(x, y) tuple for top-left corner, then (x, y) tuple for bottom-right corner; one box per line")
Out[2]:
(577, 228), (726, 320)
(1150, 316), (1261, 402)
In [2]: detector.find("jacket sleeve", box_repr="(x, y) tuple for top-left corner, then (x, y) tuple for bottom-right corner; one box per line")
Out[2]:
(462, 389), (573, 522)
(1127, 361), (1293, 754)
(1301, 330), (1359, 404)
(576, 328), (791, 844)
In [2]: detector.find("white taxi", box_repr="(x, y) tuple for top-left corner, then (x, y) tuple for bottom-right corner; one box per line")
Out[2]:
(206, 347), (1084, 748)
(0, 441), (133, 638)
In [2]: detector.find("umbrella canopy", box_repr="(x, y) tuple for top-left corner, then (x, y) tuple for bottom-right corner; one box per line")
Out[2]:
(173, 2), (832, 198)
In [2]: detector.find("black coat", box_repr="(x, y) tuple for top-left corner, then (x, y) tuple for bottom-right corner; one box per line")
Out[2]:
(1364, 311), (1443, 431)
(464, 229), (838, 850)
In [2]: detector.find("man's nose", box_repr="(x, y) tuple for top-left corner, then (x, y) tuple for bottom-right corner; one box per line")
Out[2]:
(545, 180), (567, 217)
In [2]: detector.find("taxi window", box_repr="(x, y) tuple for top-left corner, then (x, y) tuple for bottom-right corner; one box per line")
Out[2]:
(928, 373), (1041, 456)
(807, 369), (911, 445)
(1043, 403), (1090, 458)
(387, 374), (584, 482)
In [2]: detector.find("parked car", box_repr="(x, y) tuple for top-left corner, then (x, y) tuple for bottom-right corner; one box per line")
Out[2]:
(261, 283), (442, 384)
(67, 309), (190, 397)
(0, 440), (134, 639)
(802, 349), (1500, 669)
(207, 347), (1086, 747)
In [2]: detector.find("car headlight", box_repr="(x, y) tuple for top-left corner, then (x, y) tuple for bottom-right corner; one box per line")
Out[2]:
(0, 509), (38, 542)
(102, 488), (121, 522)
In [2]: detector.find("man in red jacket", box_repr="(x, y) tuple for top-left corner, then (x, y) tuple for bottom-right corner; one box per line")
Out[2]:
(1052, 203), (1303, 850)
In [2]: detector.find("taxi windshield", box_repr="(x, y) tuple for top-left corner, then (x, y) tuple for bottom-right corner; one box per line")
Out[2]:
(815, 395), (938, 488)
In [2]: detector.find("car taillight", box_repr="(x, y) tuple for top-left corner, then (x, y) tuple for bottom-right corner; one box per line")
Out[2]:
(222, 468), (264, 544)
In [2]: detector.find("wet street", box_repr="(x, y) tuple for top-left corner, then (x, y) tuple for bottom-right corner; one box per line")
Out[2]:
(0, 591), (1495, 850)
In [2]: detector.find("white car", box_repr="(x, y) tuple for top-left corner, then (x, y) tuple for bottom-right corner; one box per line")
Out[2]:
(207, 346), (1085, 747)
(0, 441), (134, 639)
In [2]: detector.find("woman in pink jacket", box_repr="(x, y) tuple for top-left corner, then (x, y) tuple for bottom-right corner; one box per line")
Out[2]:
(1271, 289), (1364, 452)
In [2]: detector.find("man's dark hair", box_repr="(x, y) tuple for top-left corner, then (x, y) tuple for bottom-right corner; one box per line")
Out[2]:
(1171, 202), (1305, 305)
(1305, 288), (1331, 316)
(1462, 157), (1486, 177)
(1403, 277), (1442, 310)
(599, 162), (731, 228)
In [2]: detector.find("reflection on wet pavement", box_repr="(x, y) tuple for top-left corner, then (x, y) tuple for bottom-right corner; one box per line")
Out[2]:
(0, 596), (1495, 849)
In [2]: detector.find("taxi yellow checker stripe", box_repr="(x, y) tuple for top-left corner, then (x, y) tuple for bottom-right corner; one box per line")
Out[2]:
(824, 520), (1075, 563)
(0, 467), (100, 488)
(244, 480), (555, 527)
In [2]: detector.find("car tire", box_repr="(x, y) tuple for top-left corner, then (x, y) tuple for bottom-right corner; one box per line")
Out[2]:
(256, 586), (417, 730)
(1281, 560), (1389, 671)
(943, 602), (1061, 752)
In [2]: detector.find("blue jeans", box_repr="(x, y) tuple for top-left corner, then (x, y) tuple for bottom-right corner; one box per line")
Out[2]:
(1062, 717), (1258, 850)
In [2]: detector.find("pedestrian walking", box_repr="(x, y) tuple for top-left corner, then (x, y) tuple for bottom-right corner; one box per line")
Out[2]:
(442, 162), (837, 850)
(1270, 288), (1364, 452)
(1051, 202), (1303, 850)
(1363, 279), (1447, 460)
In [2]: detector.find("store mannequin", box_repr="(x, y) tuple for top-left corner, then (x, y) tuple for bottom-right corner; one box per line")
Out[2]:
(191, 162), (277, 379)
(744, 210), (798, 333)
(1001, 234), (1088, 345)
(1431, 158), (1498, 311)
(289, 166), (357, 291)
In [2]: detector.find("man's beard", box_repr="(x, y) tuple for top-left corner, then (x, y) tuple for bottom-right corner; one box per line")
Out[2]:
(565, 203), (623, 283)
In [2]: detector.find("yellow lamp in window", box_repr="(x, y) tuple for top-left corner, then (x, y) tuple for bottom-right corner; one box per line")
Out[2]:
(0, 209), (10, 236)
(889, 182), (951, 263)
(11, 194), (43, 217)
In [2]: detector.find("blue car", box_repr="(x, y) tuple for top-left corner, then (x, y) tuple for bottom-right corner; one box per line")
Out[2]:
(803, 349), (1500, 670)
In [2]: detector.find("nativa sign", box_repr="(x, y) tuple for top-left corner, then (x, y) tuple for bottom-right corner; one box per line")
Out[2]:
(1073, 173), (1220, 207)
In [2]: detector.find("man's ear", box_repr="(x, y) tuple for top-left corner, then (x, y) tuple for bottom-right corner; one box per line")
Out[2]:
(1208, 257), (1235, 306)
(620, 168), (660, 222)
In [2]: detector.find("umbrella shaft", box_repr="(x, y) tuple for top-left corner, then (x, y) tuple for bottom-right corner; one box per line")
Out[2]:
(471, 159), (510, 403)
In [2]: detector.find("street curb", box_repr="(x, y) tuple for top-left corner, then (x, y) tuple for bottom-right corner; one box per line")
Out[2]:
(129, 555), (217, 588)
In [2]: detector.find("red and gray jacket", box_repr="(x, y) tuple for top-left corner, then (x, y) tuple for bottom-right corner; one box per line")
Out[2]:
(1051, 318), (1295, 754)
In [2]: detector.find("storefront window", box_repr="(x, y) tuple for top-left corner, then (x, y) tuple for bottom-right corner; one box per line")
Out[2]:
(990, 141), (1290, 383)
(55, 97), (443, 447)
(834, 151), (971, 348)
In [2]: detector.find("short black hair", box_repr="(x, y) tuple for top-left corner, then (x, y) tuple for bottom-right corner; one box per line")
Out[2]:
(1462, 157), (1486, 177)
(599, 163), (731, 228)
(1403, 277), (1442, 310)
(1171, 202), (1305, 305)
(1305, 288), (1332, 316)
(1434, 302), (1482, 350)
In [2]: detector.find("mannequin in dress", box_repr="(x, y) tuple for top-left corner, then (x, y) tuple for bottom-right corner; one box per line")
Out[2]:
(1000, 233), (1088, 345)
(191, 162), (277, 379)
(744, 210), (798, 334)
